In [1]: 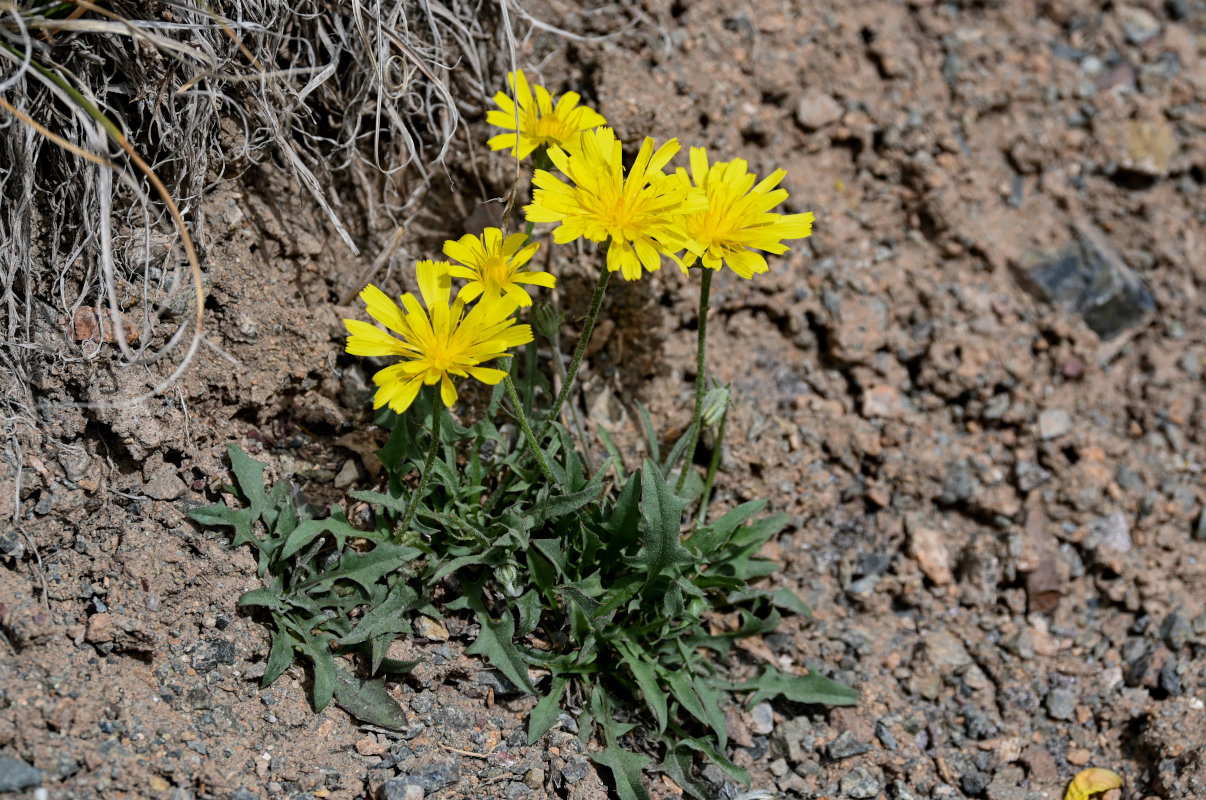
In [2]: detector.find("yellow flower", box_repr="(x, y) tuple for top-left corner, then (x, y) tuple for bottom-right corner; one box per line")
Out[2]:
(676, 147), (814, 279)
(525, 127), (705, 281)
(487, 70), (606, 159)
(442, 227), (555, 307)
(344, 260), (533, 412)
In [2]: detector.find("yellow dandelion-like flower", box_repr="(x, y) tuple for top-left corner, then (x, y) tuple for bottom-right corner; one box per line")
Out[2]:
(344, 260), (533, 413)
(676, 147), (815, 279)
(487, 70), (607, 159)
(525, 127), (706, 281)
(442, 227), (555, 307)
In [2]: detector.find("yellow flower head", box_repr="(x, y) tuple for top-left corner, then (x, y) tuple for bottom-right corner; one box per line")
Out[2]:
(677, 147), (815, 279)
(344, 260), (533, 413)
(525, 127), (706, 281)
(443, 227), (555, 307)
(487, 70), (607, 159)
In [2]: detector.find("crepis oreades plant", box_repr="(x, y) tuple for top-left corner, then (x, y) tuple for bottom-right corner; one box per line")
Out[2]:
(191, 69), (852, 800)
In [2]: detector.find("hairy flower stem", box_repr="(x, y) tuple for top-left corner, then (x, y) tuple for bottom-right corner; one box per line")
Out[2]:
(542, 267), (611, 437)
(505, 374), (559, 487)
(676, 269), (713, 494)
(401, 397), (443, 533)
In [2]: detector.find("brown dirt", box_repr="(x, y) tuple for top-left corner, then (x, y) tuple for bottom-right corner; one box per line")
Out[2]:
(3, 1), (1206, 799)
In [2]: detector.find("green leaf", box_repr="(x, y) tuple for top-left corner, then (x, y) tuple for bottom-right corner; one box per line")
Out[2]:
(332, 666), (409, 730)
(456, 585), (536, 695)
(296, 633), (338, 712)
(540, 456), (614, 521)
(688, 500), (765, 554)
(191, 505), (258, 550)
(279, 505), (363, 559)
(659, 422), (695, 478)
(591, 688), (651, 800)
(674, 734), (749, 786)
(665, 671), (726, 748)
(527, 675), (568, 744)
(350, 488), (409, 515)
(515, 590), (543, 637)
(725, 665), (858, 708)
(634, 459), (694, 581)
(228, 445), (269, 521)
(261, 622), (298, 687)
(295, 542), (420, 596)
(595, 425), (625, 487)
(338, 583), (418, 647)
(239, 579), (287, 613)
(769, 587), (812, 617)
(637, 403), (660, 464)
(617, 638), (667, 733)
(658, 745), (707, 800)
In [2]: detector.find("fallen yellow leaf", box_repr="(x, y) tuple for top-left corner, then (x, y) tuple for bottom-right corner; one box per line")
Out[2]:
(1064, 767), (1122, 800)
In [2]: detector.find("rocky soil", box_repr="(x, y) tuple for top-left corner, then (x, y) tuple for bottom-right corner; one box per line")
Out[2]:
(2, 1), (1206, 799)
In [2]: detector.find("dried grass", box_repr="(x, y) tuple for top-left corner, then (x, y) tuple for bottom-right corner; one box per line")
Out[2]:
(0, 0), (523, 422)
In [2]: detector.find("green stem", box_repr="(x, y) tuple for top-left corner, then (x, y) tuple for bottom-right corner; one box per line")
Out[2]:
(676, 268), (713, 494)
(505, 374), (559, 487)
(543, 267), (611, 437)
(695, 406), (728, 527)
(548, 324), (594, 472)
(401, 397), (443, 533)
(523, 218), (535, 243)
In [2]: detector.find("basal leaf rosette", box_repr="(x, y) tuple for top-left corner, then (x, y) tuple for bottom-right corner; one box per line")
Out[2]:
(487, 69), (607, 160)
(344, 260), (533, 412)
(525, 127), (707, 281)
(676, 147), (814, 279)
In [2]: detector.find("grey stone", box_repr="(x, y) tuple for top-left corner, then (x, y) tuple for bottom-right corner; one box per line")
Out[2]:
(828, 729), (872, 760)
(1088, 512), (1132, 554)
(0, 756), (42, 792)
(401, 760), (459, 793)
(145, 469), (187, 500)
(561, 758), (591, 783)
(1014, 224), (1155, 340)
(430, 706), (473, 729)
(1118, 4), (1161, 44)
(1045, 687), (1076, 721)
(796, 90), (844, 130)
(1038, 409), (1073, 440)
(986, 766), (1027, 800)
(1161, 611), (1192, 650)
(750, 702), (775, 735)
(556, 712), (578, 734)
(192, 638), (238, 673)
(380, 780), (425, 800)
(503, 782), (532, 799)
(409, 691), (435, 714)
(474, 670), (522, 697)
(924, 630), (972, 673)
(775, 717), (814, 763)
(961, 769), (991, 797)
(875, 719), (897, 750)
(940, 459), (979, 505)
(840, 766), (882, 799)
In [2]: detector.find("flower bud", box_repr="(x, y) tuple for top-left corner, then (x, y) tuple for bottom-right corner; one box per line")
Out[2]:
(532, 302), (562, 341)
(701, 385), (731, 428)
(495, 562), (524, 598)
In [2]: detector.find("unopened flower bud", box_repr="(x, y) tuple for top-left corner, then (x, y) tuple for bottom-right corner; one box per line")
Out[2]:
(701, 385), (731, 427)
(532, 302), (562, 341)
(495, 562), (523, 598)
